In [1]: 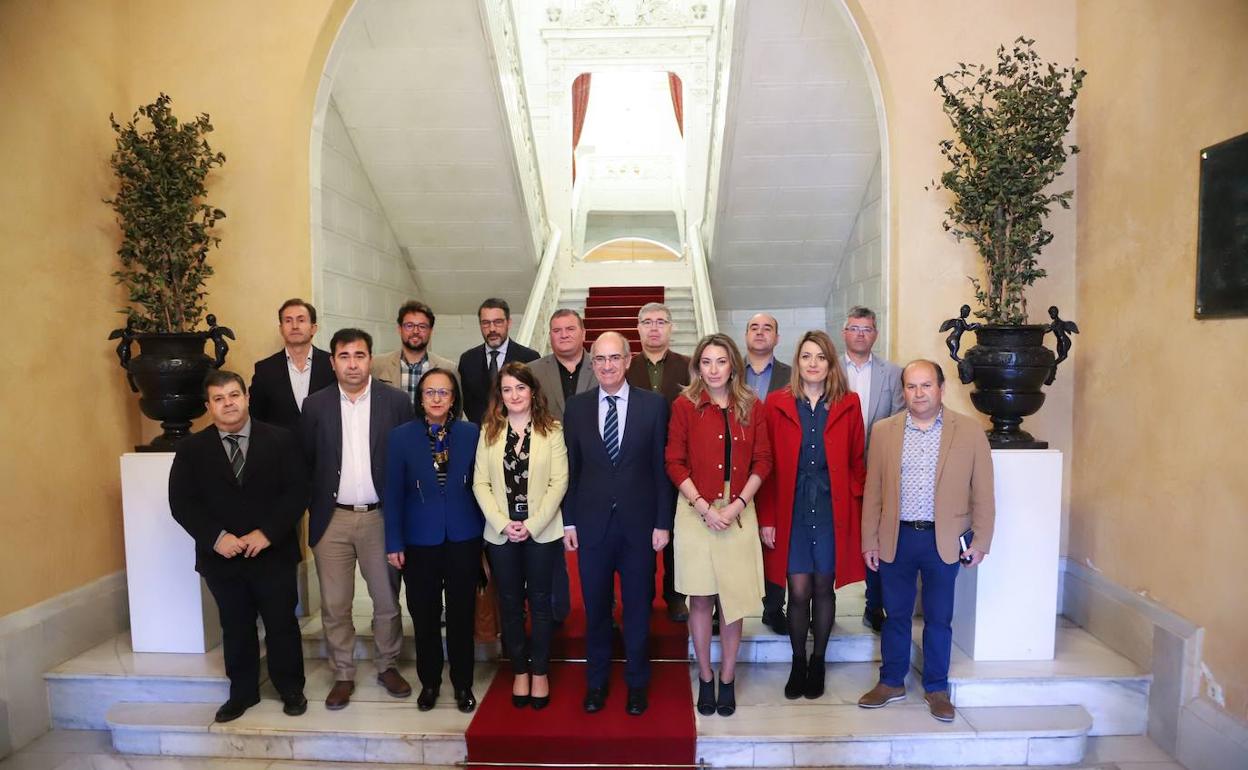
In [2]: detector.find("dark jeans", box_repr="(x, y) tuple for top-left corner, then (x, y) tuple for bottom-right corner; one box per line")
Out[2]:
(552, 548), (571, 622)
(878, 526), (960, 692)
(402, 538), (481, 691)
(488, 537), (563, 675)
(205, 566), (305, 702)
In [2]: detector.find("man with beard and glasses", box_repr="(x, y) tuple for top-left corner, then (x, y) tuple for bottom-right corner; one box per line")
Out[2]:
(372, 300), (459, 408)
(459, 297), (539, 425)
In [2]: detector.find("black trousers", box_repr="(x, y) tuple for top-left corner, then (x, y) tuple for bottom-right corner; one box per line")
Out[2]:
(661, 538), (684, 604)
(402, 538), (481, 691)
(205, 566), (305, 702)
(488, 537), (562, 675)
(763, 579), (786, 615)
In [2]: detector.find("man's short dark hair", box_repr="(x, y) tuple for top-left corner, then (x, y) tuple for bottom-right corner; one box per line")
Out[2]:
(846, 306), (877, 325)
(396, 300), (435, 327)
(278, 298), (317, 325)
(330, 328), (373, 355)
(478, 297), (511, 320)
(203, 369), (246, 398)
(549, 308), (584, 329)
(902, 359), (945, 387)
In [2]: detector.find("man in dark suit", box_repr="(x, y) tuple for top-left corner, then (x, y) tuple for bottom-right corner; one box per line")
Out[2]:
(249, 299), (335, 430)
(458, 297), (539, 425)
(742, 312), (793, 635)
(625, 302), (690, 623)
(169, 370), (309, 723)
(564, 332), (673, 717)
(299, 328), (414, 711)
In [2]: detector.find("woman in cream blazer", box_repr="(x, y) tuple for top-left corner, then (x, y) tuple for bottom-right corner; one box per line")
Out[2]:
(473, 362), (569, 710)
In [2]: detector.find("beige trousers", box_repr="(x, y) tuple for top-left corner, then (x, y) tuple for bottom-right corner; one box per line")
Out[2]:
(312, 508), (401, 680)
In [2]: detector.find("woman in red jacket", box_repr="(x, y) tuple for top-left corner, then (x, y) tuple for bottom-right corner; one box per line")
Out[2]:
(666, 333), (772, 717)
(758, 330), (866, 700)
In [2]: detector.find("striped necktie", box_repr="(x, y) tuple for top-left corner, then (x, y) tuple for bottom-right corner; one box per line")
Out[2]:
(603, 395), (620, 464)
(224, 434), (246, 480)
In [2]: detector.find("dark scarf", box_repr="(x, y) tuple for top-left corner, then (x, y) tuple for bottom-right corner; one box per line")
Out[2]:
(427, 421), (450, 481)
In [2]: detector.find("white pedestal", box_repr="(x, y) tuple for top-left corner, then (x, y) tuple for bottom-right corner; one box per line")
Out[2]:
(953, 449), (1062, 661)
(120, 453), (222, 653)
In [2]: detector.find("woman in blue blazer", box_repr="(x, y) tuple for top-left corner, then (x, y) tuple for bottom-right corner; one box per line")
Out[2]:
(384, 368), (484, 714)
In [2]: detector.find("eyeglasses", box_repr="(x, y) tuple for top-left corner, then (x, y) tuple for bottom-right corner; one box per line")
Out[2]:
(401, 322), (431, 332)
(479, 318), (508, 328)
(639, 319), (670, 328)
(844, 325), (876, 335)
(422, 388), (452, 399)
(592, 354), (626, 365)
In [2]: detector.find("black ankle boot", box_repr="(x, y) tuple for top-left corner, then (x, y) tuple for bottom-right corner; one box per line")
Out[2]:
(804, 653), (826, 699)
(716, 676), (736, 717)
(784, 654), (807, 700)
(697, 676), (716, 716)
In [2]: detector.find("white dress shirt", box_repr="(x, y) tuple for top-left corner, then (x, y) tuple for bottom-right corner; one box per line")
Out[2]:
(335, 379), (380, 506)
(597, 381), (631, 447)
(844, 353), (873, 433)
(286, 348), (313, 412)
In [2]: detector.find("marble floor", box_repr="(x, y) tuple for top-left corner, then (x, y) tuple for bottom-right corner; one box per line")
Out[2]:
(0, 729), (1188, 770)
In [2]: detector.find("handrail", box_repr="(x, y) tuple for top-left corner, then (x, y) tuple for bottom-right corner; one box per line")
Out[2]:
(687, 224), (718, 337)
(517, 227), (563, 353)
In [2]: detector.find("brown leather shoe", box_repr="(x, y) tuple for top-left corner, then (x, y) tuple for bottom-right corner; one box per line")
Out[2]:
(325, 680), (355, 710)
(925, 690), (956, 722)
(857, 682), (906, 709)
(377, 667), (412, 698)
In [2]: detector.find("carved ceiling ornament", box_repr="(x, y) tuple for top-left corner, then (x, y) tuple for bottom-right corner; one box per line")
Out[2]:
(557, 0), (696, 29)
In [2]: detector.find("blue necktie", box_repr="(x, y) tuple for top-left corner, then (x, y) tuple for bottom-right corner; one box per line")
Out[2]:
(604, 395), (620, 464)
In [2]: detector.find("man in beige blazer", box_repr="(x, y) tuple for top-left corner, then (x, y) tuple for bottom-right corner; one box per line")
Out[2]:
(857, 360), (995, 722)
(371, 300), (458, 408)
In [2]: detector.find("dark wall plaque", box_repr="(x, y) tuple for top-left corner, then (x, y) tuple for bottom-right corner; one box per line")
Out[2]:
(1196, 132), (1248, 318)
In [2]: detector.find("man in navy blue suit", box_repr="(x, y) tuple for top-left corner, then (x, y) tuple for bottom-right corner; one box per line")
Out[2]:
(562, 331), (673, 717)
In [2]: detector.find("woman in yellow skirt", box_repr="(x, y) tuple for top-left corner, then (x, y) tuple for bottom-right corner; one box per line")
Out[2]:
(665, 333), (773, 717)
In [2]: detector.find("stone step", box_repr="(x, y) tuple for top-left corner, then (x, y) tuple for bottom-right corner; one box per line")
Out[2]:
(702, 616), (880, 664)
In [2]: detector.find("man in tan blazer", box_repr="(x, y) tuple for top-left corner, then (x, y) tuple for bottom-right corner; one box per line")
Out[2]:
(371, 300), (458, 408)
(857, 360), (995, 722)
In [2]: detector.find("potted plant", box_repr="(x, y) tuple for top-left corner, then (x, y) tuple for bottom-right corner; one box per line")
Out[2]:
(932, 38), (1084, 448)
(106, 93), (234, 451)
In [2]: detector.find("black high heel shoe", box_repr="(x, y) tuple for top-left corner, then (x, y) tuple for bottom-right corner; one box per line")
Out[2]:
(804, 653), (826, 699)
(512, 674), (531, 708)
(716, 676), (736, 716)
(530, 675), (550, 710)
(696, 676), (716, 716)
(784, 654), (807, 700)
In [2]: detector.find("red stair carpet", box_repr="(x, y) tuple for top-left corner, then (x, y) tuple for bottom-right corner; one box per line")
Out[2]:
(465, 549), (695, 770)
(581, 285), (665, 354)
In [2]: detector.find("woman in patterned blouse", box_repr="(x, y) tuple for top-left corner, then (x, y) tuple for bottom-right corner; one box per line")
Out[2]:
(473, 362), (569, 709)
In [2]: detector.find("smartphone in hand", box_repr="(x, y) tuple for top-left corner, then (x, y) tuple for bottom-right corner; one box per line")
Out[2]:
(958, 529), (975, 564)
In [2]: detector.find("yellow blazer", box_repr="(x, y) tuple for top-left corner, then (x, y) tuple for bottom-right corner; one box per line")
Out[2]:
(472, 422), (569, 545)
(861, 407), (995, 565)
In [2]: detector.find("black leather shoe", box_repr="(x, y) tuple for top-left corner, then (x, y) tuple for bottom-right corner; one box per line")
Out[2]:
(583, 685), (608, 713)
(804, 654), (826, 699)
(512, 693), (531, 708)
(666, 598), (690, 623)
(530, 694), (550, 710)
(863, 606), (885, 633)
(784, 655), (807, 700)
(715, 677), (736, 717)
(696, 676), (716, 715)
(215, 696), (260, 723)
(454, 688), (476, 713)
(281, 693), (307, 716)
(626, 687), (648, 716)
(416, 686), (439, 711)
(762, 609), (789, 636)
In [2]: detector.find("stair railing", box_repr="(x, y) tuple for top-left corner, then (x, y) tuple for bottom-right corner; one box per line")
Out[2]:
(516, 227), (563, 355)
(687, 224), (718, 338)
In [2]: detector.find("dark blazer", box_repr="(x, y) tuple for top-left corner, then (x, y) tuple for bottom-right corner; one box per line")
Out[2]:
(383, 419), (484, 552)
(458, 339), (540, 424)
(249, 347), (335, 430)
(562, 385), (674, 549)
(768, 360), (793, 394)
(299, 379), (413, 547)
(168, 421), (309, 577)
(626, 350), (691, 404)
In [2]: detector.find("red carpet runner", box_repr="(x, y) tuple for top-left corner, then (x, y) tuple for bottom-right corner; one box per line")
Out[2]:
(465, 551), (695, 770)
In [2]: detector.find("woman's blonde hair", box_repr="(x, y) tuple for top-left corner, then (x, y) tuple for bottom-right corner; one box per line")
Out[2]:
(483, 362), (556, 444)
(786, 330), (849, 406)
(681, 333), (757, 425)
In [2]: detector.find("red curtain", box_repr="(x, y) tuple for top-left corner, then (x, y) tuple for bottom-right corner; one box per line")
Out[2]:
(571, 73), (592, 182)
(668, 72), (683, 136)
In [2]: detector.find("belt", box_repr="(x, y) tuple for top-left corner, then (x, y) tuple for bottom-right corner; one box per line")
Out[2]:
(335, 503), (379, 512)
(899, 519), (935, 531)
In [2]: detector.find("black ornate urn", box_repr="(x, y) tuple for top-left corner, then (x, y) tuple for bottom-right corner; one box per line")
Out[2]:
(939, 305), (1078, 449)
(109, 315), (235, 452)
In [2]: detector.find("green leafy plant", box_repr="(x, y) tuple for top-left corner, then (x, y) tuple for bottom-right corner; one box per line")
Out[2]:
(106, 93), (226, 333)
(932, 38), (1085, 325)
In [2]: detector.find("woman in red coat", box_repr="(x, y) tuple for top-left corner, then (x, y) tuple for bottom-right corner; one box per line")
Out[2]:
(757, 330), (866, 700)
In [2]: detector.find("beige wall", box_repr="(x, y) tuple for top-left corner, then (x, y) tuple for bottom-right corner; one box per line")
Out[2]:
(1072, 0), (1248, 722)
(0, 0), (350, 617)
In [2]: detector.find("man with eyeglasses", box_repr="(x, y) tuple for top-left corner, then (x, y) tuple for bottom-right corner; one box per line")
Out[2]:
(564, 332), (673, 716)
(841, 306), (904, 633)
(625, 302), (691, 623)
(459, 297), (539, 425)
(372, 300), (459, 408)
